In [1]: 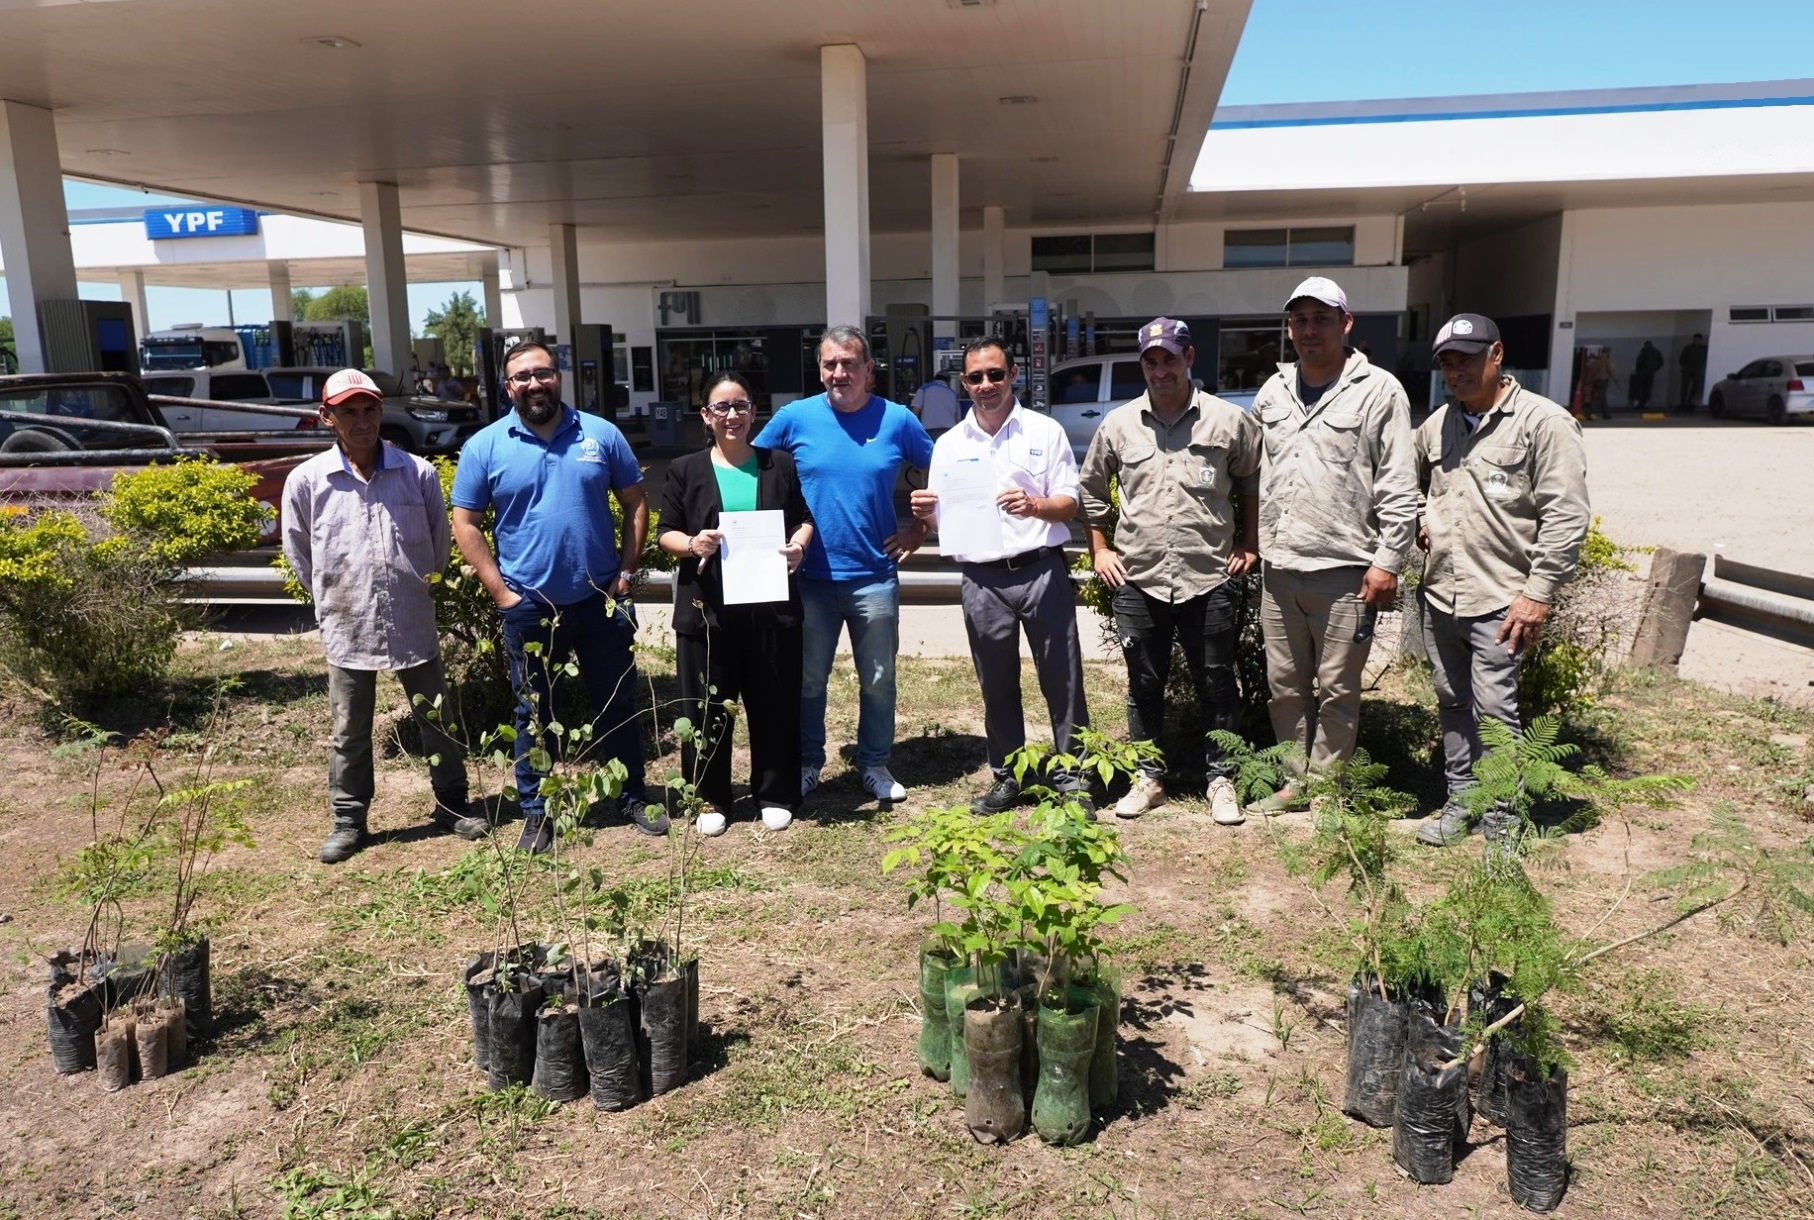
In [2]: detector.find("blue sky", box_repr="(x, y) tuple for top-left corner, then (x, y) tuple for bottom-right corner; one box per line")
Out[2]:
(7, 0), (1814, 337)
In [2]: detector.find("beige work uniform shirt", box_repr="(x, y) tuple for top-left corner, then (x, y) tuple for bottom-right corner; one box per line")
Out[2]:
(1252, 351), (1419, 574)
(1416, 377), (1591, 617)
(1079, 388), (1261, 603)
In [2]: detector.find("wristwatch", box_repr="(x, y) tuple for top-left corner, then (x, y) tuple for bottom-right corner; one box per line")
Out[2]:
(618, 569), (636, 585)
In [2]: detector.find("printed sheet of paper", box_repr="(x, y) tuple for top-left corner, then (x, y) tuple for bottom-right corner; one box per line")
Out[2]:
(932, 457), (1004, 557)
(717, 509), (789, 605)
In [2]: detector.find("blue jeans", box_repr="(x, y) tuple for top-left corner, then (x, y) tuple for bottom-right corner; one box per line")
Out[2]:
(501, 591), (647, 817)
(799, 574), (900, 770)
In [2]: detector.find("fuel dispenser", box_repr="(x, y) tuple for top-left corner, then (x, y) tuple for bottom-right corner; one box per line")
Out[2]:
(289, 320), (366, 368)
(566, 323), (619, 419)
(474, 327), (547, 420)
(37, 300), (137, 373)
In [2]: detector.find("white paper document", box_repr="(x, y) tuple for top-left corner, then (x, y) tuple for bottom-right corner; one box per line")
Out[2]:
(932, 457), (1004, 557)
(716, 509), (789, 605)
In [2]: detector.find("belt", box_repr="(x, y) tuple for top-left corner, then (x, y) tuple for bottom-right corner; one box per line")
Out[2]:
(967, 545), (1064, 572)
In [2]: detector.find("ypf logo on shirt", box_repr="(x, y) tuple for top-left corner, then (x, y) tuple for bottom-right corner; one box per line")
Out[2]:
(577, 436), (604, 464)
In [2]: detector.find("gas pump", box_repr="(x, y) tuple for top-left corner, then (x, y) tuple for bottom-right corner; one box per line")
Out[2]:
(475, 327), (547, 420)
(37, 300), (137, 373)
(290, 320), (366, 368)
(568, 323), (617, 419)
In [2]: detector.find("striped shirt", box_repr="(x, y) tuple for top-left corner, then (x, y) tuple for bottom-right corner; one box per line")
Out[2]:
(281, 442), (448, 670)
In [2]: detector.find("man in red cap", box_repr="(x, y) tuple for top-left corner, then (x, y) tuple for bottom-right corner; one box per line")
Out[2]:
(282, 368), (487, 864)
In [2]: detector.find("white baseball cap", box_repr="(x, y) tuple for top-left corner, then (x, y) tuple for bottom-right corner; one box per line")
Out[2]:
(1283, 276), (1349, 314)
(323, 368), (383, 406)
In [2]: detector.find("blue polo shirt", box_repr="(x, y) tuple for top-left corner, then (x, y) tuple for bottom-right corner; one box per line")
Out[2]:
(451, 406), (643, 605)
(755, 393), (933, 581)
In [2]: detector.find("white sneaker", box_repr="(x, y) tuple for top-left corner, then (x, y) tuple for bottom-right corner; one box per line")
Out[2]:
(1207, 776), (1244, 826)
(801, 766), (821, 798)
(1114, 774), (1165, 819)
(695, 807), (728, 837)
(760, 805), (793, 831)
(861, 765), (906, 802)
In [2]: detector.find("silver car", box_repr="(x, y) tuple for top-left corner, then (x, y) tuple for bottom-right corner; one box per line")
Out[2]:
(1708, 355), (1814, 425)
(1047, 354), (1255, 462)
(263, 367), (483, 454)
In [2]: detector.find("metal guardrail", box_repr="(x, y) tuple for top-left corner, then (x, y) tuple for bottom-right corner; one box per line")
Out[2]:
(0, 406), (182, 460)
(1698, 555), (1814, 649)
(183, 550), (1096, 606)
(145, 394), (320, 421)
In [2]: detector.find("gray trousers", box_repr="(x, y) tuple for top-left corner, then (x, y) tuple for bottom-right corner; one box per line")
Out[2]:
(1261, 564), (1376, 771)
(1421, 599), (1523, 794)
(328, 658), (469, 826)
(958, 550), (1091, 776)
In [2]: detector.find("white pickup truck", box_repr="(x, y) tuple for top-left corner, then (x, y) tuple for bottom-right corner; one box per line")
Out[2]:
(1046, 355), (1256, 462)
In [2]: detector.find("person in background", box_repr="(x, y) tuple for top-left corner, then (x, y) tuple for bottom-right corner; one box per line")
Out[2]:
(911, 370), (963, 441)
(910, 337), (1092, 815)
(451, 341), (666, 854)
(1247, 277), (1418, 815)
(657, 371), (814, 835)
(1080, 318), (1262, 825)
(282, 369), (488, 864)
(1677, 333), (1708, 413)
(1631, 340), (1664, 411)
(754, 325), (934, 805)
(1413, 314), (1590, 847)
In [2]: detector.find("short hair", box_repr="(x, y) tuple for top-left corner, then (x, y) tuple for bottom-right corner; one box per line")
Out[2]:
(503, 340), (555, 371)
(818, 325), (871, 364)
(963, 335), (1014, 367)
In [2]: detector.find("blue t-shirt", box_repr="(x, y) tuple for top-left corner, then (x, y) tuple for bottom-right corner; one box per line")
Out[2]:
(450, 406), (643, 605)
(755, 393), (933, 581)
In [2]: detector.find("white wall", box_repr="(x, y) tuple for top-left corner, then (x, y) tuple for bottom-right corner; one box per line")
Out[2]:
(1155, 215), (1398, 272)
(1554, 202), (1814, 403)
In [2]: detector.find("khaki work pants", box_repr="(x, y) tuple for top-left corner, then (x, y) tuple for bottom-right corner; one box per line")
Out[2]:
(1260, 564), (1376, 772)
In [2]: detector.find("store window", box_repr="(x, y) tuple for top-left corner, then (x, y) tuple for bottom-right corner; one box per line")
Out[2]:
(1217, 317), (1288, 391)
(1223, 225), (1355, 268)
(1030, 232), (1155, 274)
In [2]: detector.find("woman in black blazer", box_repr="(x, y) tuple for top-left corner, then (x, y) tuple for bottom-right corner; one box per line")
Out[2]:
(658, 371), (814, 835)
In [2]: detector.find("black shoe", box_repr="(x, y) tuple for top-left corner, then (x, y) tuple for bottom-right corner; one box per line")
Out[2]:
(1063, 787), (1099, 820)
(622, 795), (671, 837)
(516, 816), (554, 855)
(971, 775), (1022, 814)
(430, 799), (490, 841)
(319, 822), (367, 864)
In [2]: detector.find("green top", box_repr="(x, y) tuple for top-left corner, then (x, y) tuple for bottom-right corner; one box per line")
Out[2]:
(712, 453), (760, 514)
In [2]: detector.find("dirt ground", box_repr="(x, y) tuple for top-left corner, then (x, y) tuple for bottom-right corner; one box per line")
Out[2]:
(2, 632), (1813, 1220)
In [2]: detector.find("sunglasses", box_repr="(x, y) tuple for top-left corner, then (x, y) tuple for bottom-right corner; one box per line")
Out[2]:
(705, 399), (755, 416)
(962, 368), (1010, 386)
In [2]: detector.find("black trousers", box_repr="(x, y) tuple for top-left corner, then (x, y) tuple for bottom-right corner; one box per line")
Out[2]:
(675, 610), (803, 812)
(1113, 581), (1240, 779)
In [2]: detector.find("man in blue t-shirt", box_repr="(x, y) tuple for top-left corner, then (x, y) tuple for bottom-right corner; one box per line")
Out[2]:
(755, 325), (934, 804)
(451, 341), (667, 853)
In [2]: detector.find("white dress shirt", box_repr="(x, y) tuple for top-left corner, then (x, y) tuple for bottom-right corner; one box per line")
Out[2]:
(927, 401), (1077, 563)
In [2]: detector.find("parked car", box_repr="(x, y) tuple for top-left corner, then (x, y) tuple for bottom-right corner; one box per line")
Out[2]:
(1707, 356), (1814, 425)
(140, 368), (320, 435)
(263, 367), (483, 454)
(1045, 354), (1256, 462)
(0, 372), (323, 530)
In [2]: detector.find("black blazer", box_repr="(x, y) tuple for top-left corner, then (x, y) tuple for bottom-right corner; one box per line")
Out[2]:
(659, 446), (812, 635)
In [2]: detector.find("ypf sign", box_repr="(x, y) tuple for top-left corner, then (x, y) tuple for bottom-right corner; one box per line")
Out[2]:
(143, 207), (260, 240)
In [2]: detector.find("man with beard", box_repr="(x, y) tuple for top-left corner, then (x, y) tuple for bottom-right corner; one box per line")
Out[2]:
(451, 341), (665, 854)
(284, 369), (489, 864)
(1248, 277), (1418, 815)
(909, 336), (1090, 814)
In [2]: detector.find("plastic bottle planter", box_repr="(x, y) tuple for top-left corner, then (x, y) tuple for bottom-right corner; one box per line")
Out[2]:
(1392, 1012), (1472, 1186)
(1505, 1057), (1569, 1213)
(1467, 974), (1517, 1128)
(943, 965), (979, 1098)
(1088, 967), (1121, 1111)
(963, 995), (1026, 1143)
(1031, 991), (1099, 1146)
(159, 937), (212, 1041)
(918, 945), (957, 1081)
(47, 951), (102, 1076)
(641, 972), (690, 1097)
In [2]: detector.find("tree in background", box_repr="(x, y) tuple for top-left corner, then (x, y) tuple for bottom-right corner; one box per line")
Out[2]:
(296, 285), (371, 326)
(423, 290), (485, 375)
(0, 316), (15, 373)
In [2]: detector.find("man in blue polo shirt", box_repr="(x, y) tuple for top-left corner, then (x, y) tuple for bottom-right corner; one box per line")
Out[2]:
(451, 341), (666, 853)
(755, 324), (934, 804)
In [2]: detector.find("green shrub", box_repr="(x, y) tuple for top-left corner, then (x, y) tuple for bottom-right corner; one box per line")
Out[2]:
(1516, 517), (1642, 719)
(0, 459), (264, 710)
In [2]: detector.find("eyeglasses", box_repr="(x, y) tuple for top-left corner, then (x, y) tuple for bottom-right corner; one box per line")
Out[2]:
(705, 399), (755, 416)
(962, 368), (1010, 386)
(505, 367), (559, 386)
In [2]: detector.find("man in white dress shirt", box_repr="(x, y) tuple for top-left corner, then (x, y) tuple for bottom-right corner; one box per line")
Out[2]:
(282, 369), (488, 864)
(909, 336), (1091, 813)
